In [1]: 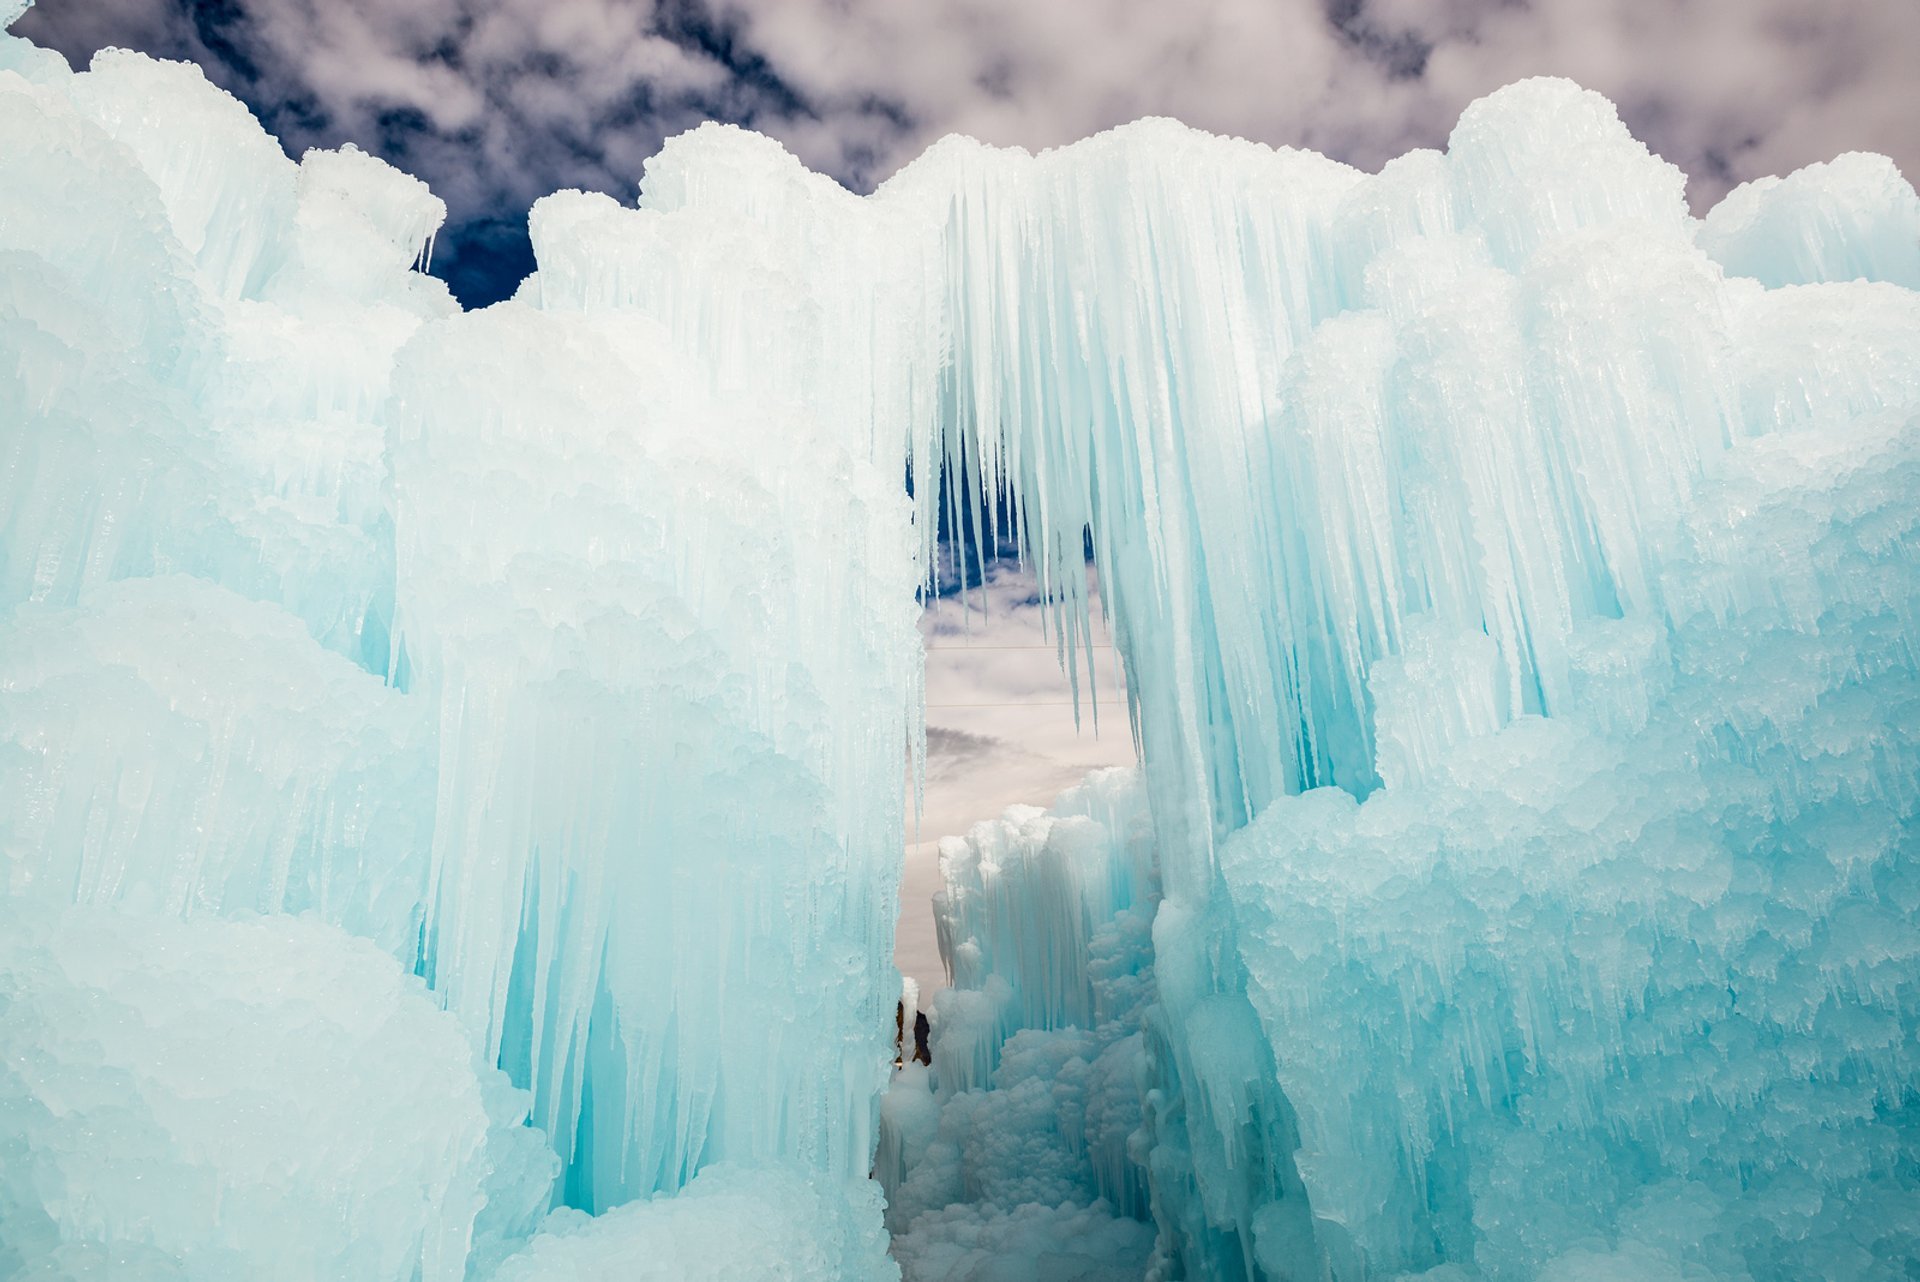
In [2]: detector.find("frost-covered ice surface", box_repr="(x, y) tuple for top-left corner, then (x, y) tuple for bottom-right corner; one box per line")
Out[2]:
(1, 9), (913, 1278)
(863, 77), (1920, 1282)
(0, 577), (434, 960)
(489, 1165), (896, 1282)
(882, 770), (1159, 1282)
(6, 1), (1920, 1278)
(0, 905), (518, 1281)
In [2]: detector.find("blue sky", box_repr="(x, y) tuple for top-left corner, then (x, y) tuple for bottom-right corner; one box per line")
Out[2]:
(15, 0), (1918, 307)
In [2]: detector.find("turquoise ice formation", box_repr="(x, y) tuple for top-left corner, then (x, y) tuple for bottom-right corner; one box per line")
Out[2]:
(4, 5), (1920, 1279)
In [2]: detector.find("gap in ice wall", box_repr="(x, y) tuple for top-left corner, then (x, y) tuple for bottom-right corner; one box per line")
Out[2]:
(901, 556), (1136, 1002)
(883, 769), (1161, 1282)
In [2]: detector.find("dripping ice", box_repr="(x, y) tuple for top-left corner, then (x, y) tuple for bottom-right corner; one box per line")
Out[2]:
(5, 5), (1920, 1280)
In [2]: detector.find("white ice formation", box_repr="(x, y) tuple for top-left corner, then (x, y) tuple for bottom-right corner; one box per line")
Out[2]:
(882, 770), (1160, 1282)
(4, 3), (1920, 1279)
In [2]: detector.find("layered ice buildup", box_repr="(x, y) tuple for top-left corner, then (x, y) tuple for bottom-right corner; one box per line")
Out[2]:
(387, 139), (924, 1208)
(0, 906), (510, 1282)
(1, 15), (915, 1279)
(6, 4), (1920, 1279)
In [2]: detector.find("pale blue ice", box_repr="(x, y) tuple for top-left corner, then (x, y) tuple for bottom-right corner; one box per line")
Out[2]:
(3, 5), (1920, 1280)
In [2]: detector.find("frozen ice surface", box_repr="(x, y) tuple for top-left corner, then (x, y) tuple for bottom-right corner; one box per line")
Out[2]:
(1701, 151), (1920, 290)
(0, 577), (434, 960)
(2, 16), (917, 1274)
(487, 1164), (897, 1282)
(0, 904), (536, 1282)
(852, 75), (1920, 1281)
(6, 6), (1920, 1277)
(1217, 407), (1920, 1279)
(0, 41), (449, 666)
(891, 1200), (1156, 1282)
(388, 149), (922, 1209)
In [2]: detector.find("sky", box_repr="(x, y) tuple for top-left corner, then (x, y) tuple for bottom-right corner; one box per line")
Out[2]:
(13, 0), (1918, 307)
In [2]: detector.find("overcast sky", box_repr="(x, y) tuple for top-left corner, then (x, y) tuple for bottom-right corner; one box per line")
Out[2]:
(15, 0), (1917, 305)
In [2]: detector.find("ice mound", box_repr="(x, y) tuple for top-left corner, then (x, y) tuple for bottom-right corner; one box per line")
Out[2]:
(1701, 151), (1920, 290)
(890, 1199), (1155, 1282)
(0, 44), (450, 665)
(0, 905), (527, 1282)
(488, 1164), (897, 1282)
(0, 578), (434, 959)
(882, 772), (1160, 1281)
(1217, 407), (1920, 1279)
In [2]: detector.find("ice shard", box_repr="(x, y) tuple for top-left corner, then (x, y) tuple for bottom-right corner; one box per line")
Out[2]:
(4, 4), (1920, 1278)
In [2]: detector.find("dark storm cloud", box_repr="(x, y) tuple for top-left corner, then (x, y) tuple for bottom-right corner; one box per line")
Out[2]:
(13, 0), (1918, 305)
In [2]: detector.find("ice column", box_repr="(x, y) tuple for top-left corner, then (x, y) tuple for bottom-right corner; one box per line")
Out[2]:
(388, 128), (927, 1211)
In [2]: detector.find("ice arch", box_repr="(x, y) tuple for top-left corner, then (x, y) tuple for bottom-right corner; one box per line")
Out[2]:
(5, 8), (1920, 1280)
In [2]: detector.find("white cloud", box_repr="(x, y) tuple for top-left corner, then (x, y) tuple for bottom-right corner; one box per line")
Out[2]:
(726, 0), (1920, 207)
(17, 0), (1915, 242)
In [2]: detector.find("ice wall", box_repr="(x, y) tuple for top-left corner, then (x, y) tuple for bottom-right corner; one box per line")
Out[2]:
(1, 15), (914, 1278)
(0, 905), (532, 1281)
(854, 78), (1920, 1282)
(390, 148), (923, 1207)
(7, 5), (1920, 1279)
(1224, 406), (1920, 1274)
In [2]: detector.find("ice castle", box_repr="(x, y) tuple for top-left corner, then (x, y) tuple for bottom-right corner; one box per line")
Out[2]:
(4, 3), (1920, 1278)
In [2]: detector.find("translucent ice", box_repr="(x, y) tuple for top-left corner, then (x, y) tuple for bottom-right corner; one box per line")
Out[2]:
(6, 7), (1920, 1279)
(0, 578), (434, 960)
(488, 1165), (897, 1282)
(388, 156), (922, 1209)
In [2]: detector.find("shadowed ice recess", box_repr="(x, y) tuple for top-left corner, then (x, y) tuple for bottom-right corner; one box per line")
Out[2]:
(3, 3), (1920, 1279)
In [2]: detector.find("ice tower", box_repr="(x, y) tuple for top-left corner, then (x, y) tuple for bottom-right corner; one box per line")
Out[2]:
(1, 20), (914, 1279)
(5, 5), (1920, 1279)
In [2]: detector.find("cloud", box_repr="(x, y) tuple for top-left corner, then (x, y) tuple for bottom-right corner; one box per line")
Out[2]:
(13, 0), (813, 300)
(726, 0), (1920, 209)
(14, 0), (1918, 304)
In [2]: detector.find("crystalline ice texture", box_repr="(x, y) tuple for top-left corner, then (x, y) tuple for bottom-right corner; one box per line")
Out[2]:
(0, 906), (512, 1282)
(881, 772), (1158, 1281)
(6, 5), (1920, 1276)
(488, 1165), (897, 1282)
(387, 137), (922, 1212)
(0, 578), (434, 959)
